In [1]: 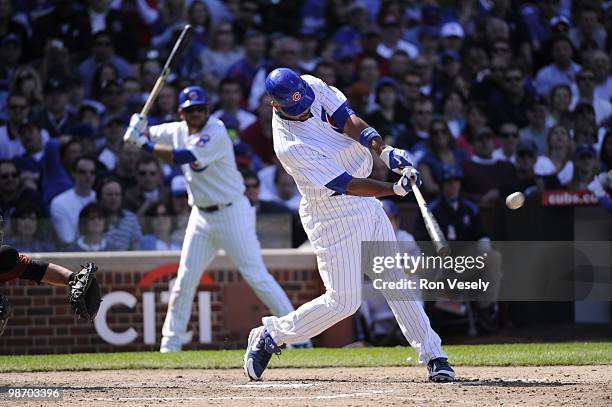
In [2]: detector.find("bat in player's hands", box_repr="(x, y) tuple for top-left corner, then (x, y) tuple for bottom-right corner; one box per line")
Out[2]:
(410, 176), (451, 257)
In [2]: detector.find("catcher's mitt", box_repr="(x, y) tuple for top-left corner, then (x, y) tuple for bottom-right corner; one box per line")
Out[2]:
(68, 263), (101, 321)
(0, 294), (11, 336)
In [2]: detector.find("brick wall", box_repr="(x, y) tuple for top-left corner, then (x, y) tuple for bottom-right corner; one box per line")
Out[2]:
(0, 251), (325, 355)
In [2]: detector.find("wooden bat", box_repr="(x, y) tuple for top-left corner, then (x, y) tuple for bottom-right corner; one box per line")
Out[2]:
(140, 25), (193, 116)
(411, 182), (451, 257)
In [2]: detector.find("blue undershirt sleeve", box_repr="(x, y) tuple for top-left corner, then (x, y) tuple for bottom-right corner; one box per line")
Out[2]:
(325, 172), (353, 195)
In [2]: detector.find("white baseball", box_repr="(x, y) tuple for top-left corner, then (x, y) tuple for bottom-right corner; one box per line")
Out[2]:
(506, 192), (525, 210)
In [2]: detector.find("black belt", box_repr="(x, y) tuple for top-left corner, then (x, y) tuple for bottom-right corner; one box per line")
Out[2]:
(198, 202), (232, 213)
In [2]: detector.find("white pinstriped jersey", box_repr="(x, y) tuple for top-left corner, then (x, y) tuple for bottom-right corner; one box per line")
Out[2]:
(149, 118), (245, 208)
(272, 75), (373, 203)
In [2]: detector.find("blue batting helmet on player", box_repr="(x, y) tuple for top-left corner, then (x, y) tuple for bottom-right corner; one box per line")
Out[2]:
(265, 68), (315, 116)
(178, 86), (209, 110)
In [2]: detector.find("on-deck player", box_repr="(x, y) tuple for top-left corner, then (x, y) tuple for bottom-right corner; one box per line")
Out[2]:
(123, 86), (305, 352)
(243, 68), (455, 382)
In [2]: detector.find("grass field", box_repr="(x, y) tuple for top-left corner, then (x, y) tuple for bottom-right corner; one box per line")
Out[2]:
(0, 342), (610, 373)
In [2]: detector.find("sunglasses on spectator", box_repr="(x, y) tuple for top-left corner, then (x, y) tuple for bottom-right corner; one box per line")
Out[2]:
(431, 128), (447, 135)
(87, 215), (104, 221)
(94, 41), (113, 47)
(245, 182), (259, 189)
(517, 151), (535, 158)
(104, 90), (123, 96)
(500, 132), (519, 139)
(8, 104), (27, 111)
(139, 170), (158, 176)
(0, 172), (18, 180)
(415, 109), (432, 115)
(577, 75), (595, 82)
(505, 75), (522, 82)
(76, 168), (95, 175)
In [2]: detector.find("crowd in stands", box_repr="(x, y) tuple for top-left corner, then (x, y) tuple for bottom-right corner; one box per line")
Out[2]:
(1, 0), (611, 252)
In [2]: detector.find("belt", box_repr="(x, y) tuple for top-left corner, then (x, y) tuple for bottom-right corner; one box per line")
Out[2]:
(197, 202), (232, 213)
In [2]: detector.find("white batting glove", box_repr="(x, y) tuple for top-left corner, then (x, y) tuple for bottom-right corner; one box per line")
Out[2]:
(123, 113), (148, 146)
(393, 168), (412, 197)
(588, 176), (606, 198)
(380, 146), (414, 175)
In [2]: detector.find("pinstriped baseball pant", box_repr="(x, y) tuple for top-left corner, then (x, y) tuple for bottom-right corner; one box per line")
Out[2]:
(161, 196), (295, 350)
(263, 196), (447, 363)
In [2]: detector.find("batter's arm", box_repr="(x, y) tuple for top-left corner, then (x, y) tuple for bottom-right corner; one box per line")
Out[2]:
(343, 115), (389, 155)
(345, 177), (396, 197)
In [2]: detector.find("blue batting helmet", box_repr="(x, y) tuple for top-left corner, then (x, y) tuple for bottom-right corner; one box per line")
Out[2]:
(178, 86), (209, 109)
(265, 68), (315, 116)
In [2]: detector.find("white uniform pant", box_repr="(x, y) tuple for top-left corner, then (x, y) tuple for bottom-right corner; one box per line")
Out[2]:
(263, 197), (447, 363)
(162, 196), (295, 349)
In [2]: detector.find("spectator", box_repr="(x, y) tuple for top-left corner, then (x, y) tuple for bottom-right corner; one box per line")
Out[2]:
(211, 78), (256, 131)
(418, 119), (468, 197)
(90, 62), (119, 101)
(227, 29), (268, 103)
(110, 142), (140, 190)
(4, 202), (54, 253)
(140, 200), (181, 251)
(199, 22), (245, 91)
(274, 167), (301, 212)
(313, 61), (336, 87)
(0, 159), (44, 223)
(151, 0), (188, 50)
(377, 14), (418, 60)
(587, 169), (612, 214)
(569, 6), (607, 50)
(430, 51), (464, 112)
(356, 56), (381, 113)
(488, 65), (532, 129)
(333, 45), (360, 90)
(519, 95), (553, 155)
(41, 137), (83, 205)
(412, 163), (502, 332)
(83, 0), (137, 63)
(98, 79), (128, 121)
(394, 96), (433, 151)
(570, 68), (612, 125)
(441, 90), (465, 138)
(35, 38), (75, 84)
(399, 70), (422, 114)
(388, 50), (411, 84)
(29, 0), (89, 59)
(168, 175), (190, 246)
(534, 125), (574, 186)
(456, 101), (489, 156)
(471, 55), (507, 105)
(548, 84), (573, 126)
(535, 35), (580, 96)
(97, 177), (141, 251)
(502, 138), (541, 197)
(70, 202), (110, 252)
(124, 156), (169, 218)
(97, 115), (125, 171)
(0, 93), (48, 160)
(0, 35), (23, 98)
(9, 66), (44, 108)
(241, 168), (306, 248)
(241, 93), (275, 165)
(138, 54), (162, 101)
(149, 85), (178, 125)
(461, 127), (517, 206)
(297, 29), (321, 73)
(78, 30), (133, 98)
(493, 122), (520, 163)
(439, 22), (464, 53)
(366, 77), (410, 146)
(14, 121), (45, 189)
(567, 144), (599, 191)
(583, 49), (612, 103)
(380, 199), (419, 245)
(33, 77), (77, 138)
(49, 156), (97, 245)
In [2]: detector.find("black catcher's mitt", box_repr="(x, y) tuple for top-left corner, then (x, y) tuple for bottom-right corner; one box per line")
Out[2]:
(0, 294), (11, 336)
(68, 263), (101, 321)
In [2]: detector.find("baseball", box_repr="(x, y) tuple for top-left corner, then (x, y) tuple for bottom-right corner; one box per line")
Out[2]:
(506, 192), (525, 210)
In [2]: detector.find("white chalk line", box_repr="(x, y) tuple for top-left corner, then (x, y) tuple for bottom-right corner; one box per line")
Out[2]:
(232, 383), (314, 389)
(79, 389), (394, 401)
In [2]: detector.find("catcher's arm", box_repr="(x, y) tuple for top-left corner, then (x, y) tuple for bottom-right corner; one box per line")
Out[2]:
(41, 263), (73, 286)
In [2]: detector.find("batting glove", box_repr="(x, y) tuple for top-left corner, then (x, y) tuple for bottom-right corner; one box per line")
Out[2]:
(380, 146), (415, 175)
(123, 113), (148, 146)
(588, 176), (606, 198)
(393, 168), (413, 197)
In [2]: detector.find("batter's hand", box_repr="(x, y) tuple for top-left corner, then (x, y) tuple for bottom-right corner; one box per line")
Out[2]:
(393, 168), (413, 197)
(380, 146), (414, 175)
(124, 113), (148, 146)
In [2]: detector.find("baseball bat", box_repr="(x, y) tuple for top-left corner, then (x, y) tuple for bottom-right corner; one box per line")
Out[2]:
(140, 25), (193, 116)
(411, 182), (451, 257)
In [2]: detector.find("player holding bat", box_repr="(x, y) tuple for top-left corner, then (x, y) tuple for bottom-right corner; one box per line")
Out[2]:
(243, 68), (454, 382)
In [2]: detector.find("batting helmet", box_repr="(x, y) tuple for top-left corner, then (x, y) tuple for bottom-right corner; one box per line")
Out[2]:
(265, 68), (315, 116)
(178, 86), (209, 110)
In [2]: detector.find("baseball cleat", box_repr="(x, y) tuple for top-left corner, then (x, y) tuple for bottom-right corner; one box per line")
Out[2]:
(243, 326), (281, 381)
(427, 357), (455, 382)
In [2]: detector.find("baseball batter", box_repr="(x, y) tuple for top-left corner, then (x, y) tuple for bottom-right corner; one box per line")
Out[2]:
(243, 68), (454, 382)
(124, 86), (299, 352)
